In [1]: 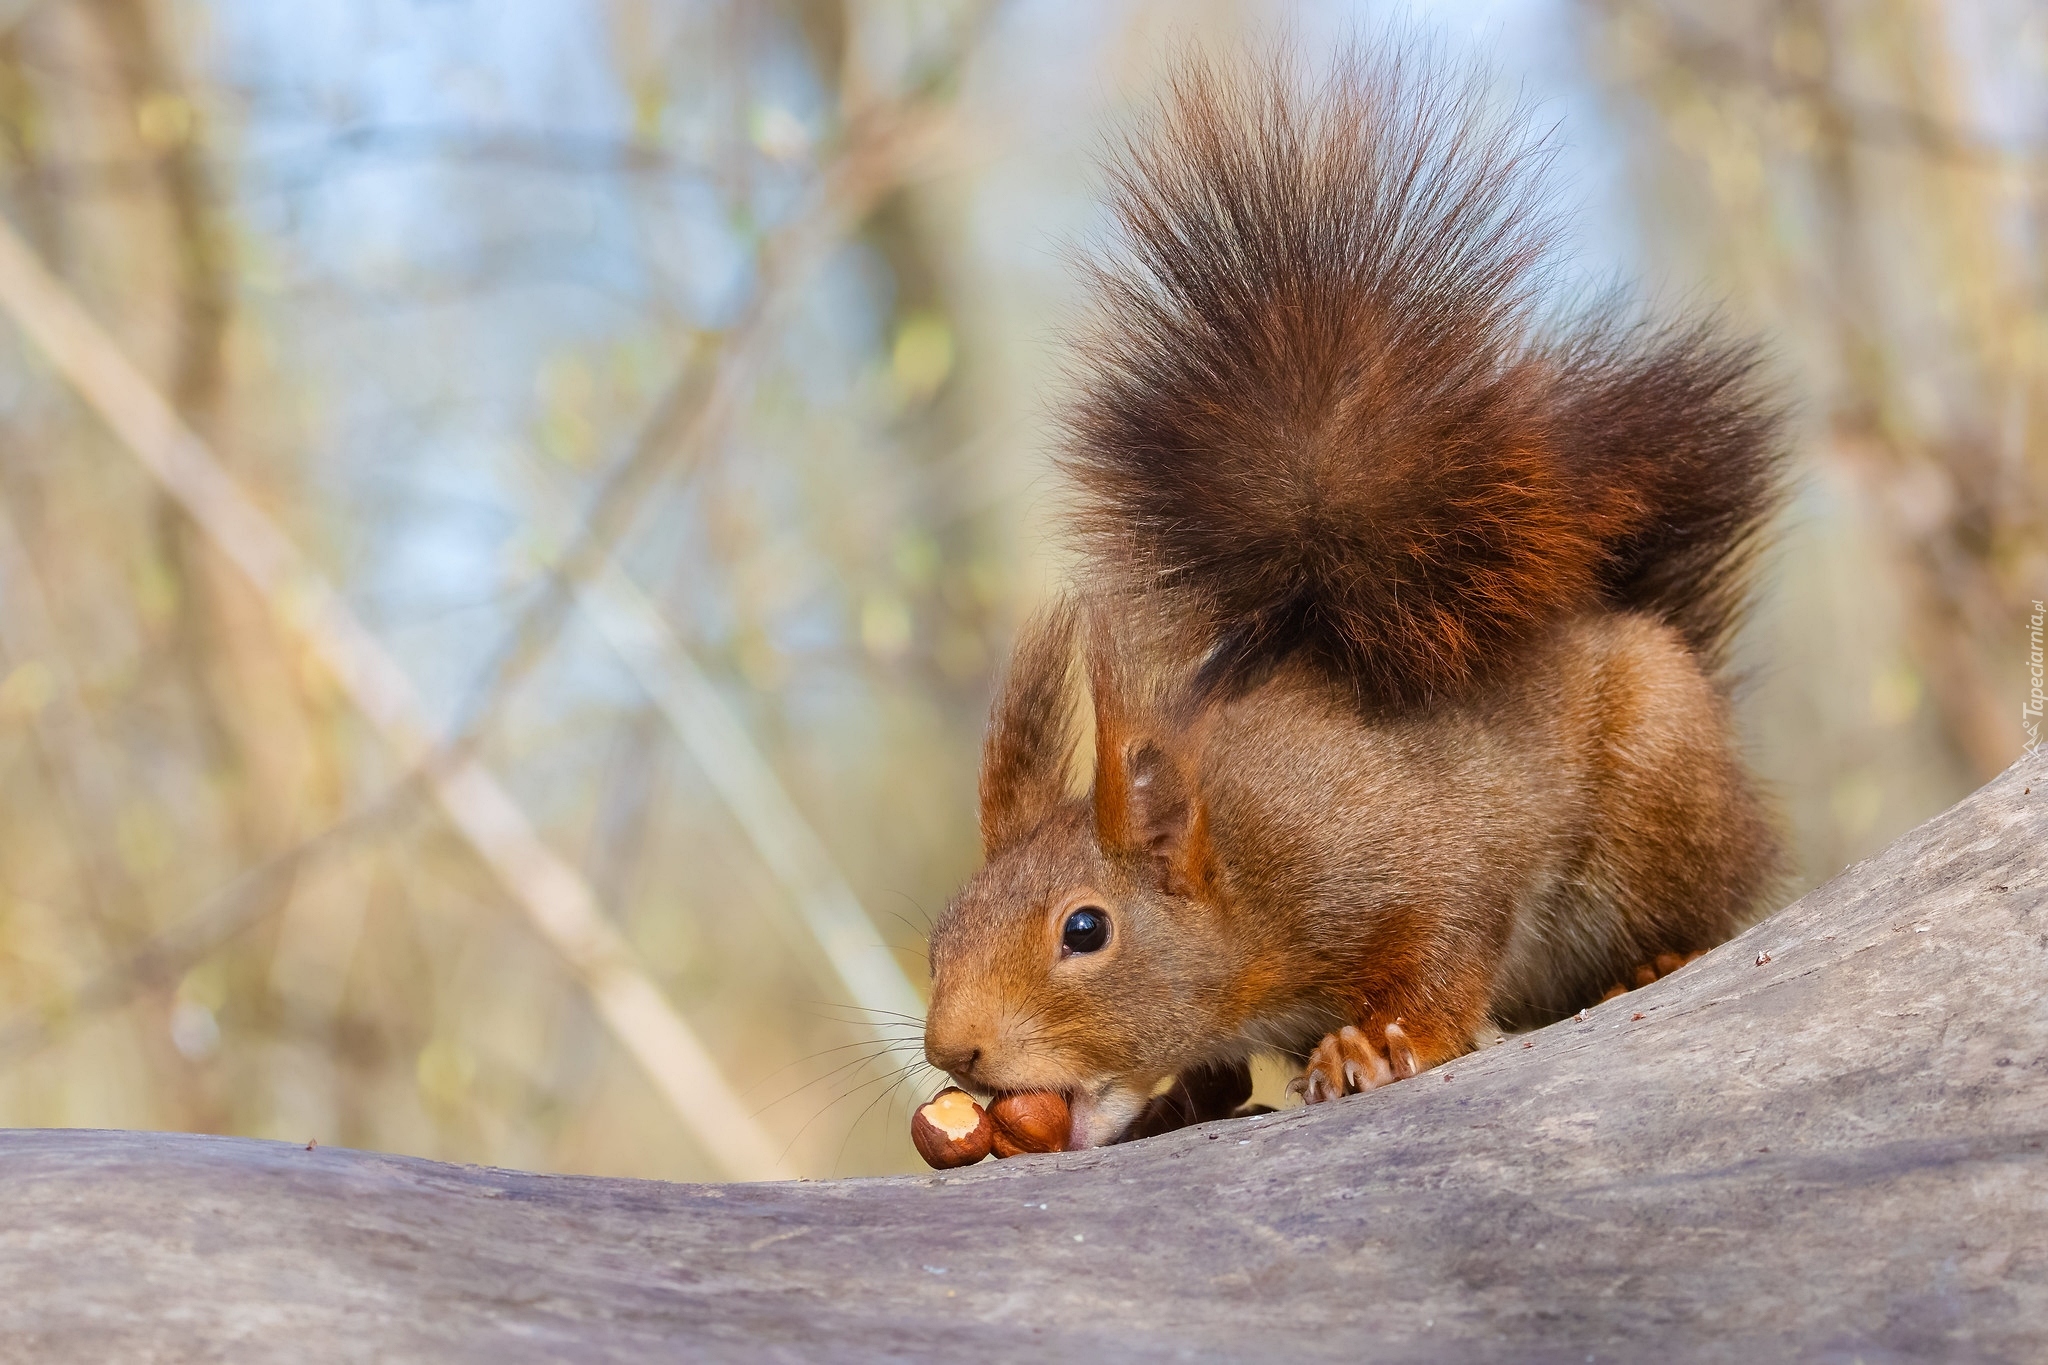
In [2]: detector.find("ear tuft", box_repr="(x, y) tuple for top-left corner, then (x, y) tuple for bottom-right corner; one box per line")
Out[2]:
(1088, 619), (1213, 897)
(979, 600), (1081, 856)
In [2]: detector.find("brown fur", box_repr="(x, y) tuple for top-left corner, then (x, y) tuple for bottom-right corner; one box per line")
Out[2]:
(1062, 52), (1782, 707)
(924, 50), (1784, 1148)
(979, 599), (1081, 856)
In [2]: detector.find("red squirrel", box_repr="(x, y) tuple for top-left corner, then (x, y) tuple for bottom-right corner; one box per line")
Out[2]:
(921, 52), (1784, 1149)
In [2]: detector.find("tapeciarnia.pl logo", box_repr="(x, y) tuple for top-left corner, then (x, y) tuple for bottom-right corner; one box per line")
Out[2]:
(2026, 600), (2045, 755)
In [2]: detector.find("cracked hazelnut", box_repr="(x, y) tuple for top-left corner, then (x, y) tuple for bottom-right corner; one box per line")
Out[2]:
(989, 1090), (1069, 1158)
(911, 1087), (993, 1169)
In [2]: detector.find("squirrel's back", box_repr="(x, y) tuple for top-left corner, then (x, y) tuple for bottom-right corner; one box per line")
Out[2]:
(1063, 51), (1785, 708)
(1198, 609), (1775, 1031)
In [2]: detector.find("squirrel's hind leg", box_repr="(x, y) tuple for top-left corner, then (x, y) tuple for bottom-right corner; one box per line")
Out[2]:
(1596, 948), (1708, 1003)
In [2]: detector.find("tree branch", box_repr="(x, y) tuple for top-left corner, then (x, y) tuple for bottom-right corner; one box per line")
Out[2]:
(0, 751), (2040, 1358)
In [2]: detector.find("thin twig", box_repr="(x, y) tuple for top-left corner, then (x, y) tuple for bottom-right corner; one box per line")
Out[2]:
(579, 558), (929, 1025)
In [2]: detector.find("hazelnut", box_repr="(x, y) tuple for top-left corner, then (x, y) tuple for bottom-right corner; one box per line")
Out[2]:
(911, 1087), (993, 1169)
(989, 1090), (1070, 1158)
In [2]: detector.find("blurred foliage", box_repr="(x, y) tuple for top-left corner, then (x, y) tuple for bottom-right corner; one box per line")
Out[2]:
(0, 0), (2037, 1181)
(1578, 0), (2048, 878)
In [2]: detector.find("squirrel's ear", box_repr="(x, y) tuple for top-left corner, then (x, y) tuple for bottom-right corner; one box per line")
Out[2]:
(1122, 737), (1214, 899)
(979, 599), (1080, 857)
(1090, 627), (1213, 898)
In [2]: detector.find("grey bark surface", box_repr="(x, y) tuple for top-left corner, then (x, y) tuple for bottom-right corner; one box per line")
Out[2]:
(2, 752), (2044, 1364)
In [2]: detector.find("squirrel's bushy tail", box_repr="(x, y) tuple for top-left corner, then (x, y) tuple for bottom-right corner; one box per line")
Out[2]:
(1063, 51), (1785, 707)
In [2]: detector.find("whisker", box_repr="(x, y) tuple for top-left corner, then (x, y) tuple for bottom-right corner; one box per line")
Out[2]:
(775, 1054), (903, 1160)
(798, 999), (929, 1025)
(750, 1040), (924, 1118)
(803, 1005), (928, 1032)
(814, 1002), (928, 1023)
(741, 1036), (926, 1100)
(883, 890), (935, 935)
(832, 1062), (927, 1175)
(781, 1053), (928, 1165)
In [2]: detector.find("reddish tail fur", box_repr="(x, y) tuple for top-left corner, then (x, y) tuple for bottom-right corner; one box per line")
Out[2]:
(1063, 52), (1785, 707)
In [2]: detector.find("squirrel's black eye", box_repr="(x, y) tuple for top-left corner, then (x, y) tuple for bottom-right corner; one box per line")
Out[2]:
(1061, 907), (1110, 954)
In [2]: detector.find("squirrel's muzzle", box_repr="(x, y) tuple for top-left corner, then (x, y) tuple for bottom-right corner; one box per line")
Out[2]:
(923, 993), (993, 1089)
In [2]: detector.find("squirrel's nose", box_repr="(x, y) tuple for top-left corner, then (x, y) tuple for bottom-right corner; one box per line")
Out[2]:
(924, 990), (991, 1083)
(924, 1039), (984, 1084)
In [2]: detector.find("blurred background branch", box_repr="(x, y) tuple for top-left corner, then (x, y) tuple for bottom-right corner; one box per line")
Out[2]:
(1584, 0), (2046, 856)
(0, 206), (797, 1179)
(0, 0), (2037, 1180)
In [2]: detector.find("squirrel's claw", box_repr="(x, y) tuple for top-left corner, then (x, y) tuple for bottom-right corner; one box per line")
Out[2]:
(1382, 1019), (1423, 1079)
(1291, 1023), (1405, 1104)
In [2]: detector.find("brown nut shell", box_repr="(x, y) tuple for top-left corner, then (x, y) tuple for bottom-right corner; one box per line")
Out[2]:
(911, 1087), (993, 1169)
(988, 1090), (1070, 1158)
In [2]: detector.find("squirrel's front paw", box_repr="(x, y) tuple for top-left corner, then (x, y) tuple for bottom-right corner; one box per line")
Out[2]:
(1288, 1021), (1425, 1104)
